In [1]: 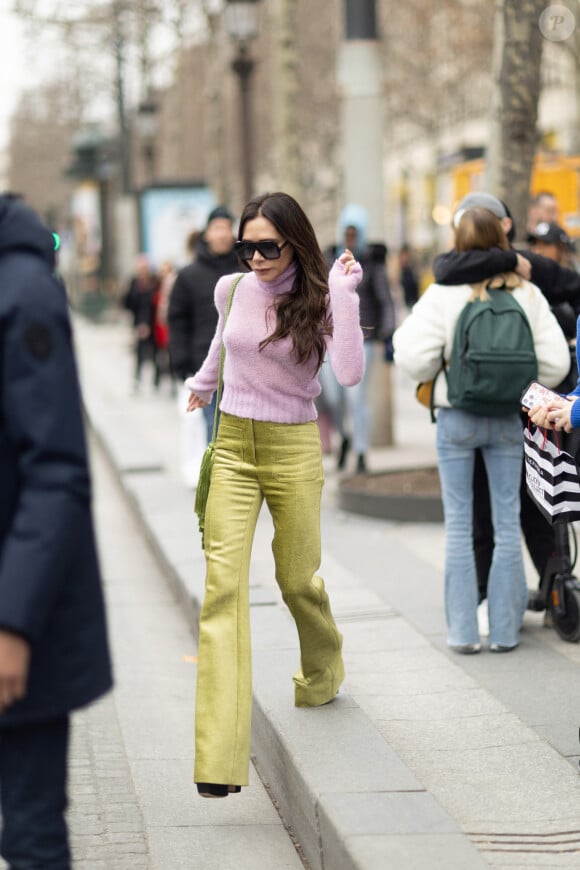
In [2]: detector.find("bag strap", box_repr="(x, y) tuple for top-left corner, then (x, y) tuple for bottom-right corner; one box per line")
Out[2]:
(429, 354), (448, 423)
(210, 273), (243, 443)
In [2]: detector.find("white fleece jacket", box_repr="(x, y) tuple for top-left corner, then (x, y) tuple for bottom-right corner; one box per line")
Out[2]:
(393, 280), (571, 409)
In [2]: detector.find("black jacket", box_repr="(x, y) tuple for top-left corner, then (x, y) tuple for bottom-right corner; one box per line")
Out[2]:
(432, 246), (580, 332)
(168, 239), (239, 380)
(327, 243), (395, 341)
(0, 196), (112, 726)
(123, 275), (157, 330)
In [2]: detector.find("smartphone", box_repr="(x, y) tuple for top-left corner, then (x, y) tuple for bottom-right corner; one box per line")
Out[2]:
(520, 381), (563, 410)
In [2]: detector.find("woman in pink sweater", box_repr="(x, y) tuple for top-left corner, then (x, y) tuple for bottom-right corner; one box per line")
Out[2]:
(186, 192), (365, 798)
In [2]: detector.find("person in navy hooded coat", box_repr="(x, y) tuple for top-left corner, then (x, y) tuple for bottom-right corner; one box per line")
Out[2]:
(0, 194), (112, 869)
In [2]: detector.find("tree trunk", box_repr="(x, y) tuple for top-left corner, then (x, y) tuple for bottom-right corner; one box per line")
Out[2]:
(275, 0), (302, 199)
(485, 0), (544, 241)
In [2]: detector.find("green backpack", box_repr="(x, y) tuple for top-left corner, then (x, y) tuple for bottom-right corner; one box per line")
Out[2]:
(446, 283), (537, 417)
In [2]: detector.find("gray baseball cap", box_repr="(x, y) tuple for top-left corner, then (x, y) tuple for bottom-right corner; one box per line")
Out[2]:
(453, 192), (508, 227)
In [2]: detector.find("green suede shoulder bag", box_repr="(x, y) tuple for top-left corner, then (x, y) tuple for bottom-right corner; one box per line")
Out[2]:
(194, 273), (243, 548)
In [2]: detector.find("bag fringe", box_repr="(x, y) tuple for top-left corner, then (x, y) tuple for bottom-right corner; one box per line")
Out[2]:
(194, 442), (215, 548)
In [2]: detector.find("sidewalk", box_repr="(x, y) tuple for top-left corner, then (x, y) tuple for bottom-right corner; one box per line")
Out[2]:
(76, 314), (580, 870)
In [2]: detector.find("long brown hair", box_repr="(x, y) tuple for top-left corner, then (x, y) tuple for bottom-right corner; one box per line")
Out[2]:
(237, 192), (331, 368)
(454, 207), (510, 252)
(454, 207), (520, 297)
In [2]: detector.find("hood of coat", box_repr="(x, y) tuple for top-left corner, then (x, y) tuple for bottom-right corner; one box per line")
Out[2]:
(0, 195), (56, 268)
(336, 203), (368, 256)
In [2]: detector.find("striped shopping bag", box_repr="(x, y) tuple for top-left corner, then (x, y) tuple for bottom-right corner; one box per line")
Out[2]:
(523, 423), (580, 524)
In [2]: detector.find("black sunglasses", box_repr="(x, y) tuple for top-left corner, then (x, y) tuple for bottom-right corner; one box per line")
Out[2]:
(234, 239), (288, 261)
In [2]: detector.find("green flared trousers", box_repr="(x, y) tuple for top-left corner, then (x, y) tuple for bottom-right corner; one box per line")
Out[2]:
(194, 413), (345, 787)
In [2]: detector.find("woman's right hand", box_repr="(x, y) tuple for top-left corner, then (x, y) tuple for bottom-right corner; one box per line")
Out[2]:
(187, 392), (208, 412)
(528, 396), (573, 431)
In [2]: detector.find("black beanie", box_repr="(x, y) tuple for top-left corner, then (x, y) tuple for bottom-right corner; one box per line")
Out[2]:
(206, 206), (233, 227)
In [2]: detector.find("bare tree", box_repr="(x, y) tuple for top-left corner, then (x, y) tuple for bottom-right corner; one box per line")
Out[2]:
(486, 0), (545, 239)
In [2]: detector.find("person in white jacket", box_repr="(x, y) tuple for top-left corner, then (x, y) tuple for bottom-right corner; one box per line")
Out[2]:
(393, 208), (570, 654)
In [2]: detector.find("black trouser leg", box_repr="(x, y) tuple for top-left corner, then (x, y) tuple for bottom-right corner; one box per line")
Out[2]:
(520, 461), (556, 579)
(473, 448), (493, 602)
(0, 716), (71, 870)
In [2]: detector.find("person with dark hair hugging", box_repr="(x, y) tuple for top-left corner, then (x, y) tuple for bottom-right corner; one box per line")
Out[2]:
(185, 192), (365, 798)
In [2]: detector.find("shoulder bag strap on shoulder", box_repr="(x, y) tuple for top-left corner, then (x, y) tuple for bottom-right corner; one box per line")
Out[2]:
(211, 273), (244, 441)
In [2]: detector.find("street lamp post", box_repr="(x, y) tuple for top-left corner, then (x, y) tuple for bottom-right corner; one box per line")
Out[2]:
(136, 99), (159, 186)
(225, 0), (260, 203)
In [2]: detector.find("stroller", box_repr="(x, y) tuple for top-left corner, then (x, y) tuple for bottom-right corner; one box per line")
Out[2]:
(527, 521), (580, 642)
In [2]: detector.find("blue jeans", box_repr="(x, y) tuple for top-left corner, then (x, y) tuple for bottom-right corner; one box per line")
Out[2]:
(436, 409), (528, 648)
(0, 716), (70, 869)
(202, 393), (218, 444)
(318, 342), (374, 453)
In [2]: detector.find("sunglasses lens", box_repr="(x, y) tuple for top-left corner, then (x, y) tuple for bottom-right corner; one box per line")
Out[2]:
(235, 240), (285, 260)
(259, 242), (281, 259)
(235, 242), (254, 260)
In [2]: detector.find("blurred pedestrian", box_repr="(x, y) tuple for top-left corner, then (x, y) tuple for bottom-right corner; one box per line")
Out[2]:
(169, 207), (238, 442)
(399, 242), (420, 308)
(394, 207), (569, 654)
(168, 208), (238, 487)
(0, 194), (112, 868)
(529, 221), (576, 267)
(153, 259), (177, 393)
(123, 253), (159, 392)
(527, 190), (559, 238)
(321, 205), (395, 473)
(185, 191), (364, 797)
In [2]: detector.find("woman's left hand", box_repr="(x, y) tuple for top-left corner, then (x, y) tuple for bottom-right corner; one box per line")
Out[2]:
(338, 248), (359, 275)
(528, 396), (573, 432)
(187, 392), (208, 412)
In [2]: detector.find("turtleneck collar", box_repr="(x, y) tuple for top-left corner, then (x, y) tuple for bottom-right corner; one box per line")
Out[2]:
(252, 260), (298, 296)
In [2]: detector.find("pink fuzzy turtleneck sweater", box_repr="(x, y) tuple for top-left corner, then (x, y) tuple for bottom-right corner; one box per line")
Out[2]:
(185, 259), (365, 424)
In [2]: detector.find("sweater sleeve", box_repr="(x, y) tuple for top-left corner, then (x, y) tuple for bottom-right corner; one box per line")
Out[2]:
(325, 259), (365, 386)
(184, 274), (234, 403)
(433, 248), (518, 285)
(522, 282), (571, 387)
(392, 284), (447, 382)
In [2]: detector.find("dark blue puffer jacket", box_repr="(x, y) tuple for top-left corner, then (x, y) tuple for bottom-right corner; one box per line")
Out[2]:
(0, 195), (112, 725)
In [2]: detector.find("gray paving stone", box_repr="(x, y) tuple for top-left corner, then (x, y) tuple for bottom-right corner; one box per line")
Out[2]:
(355, 686), (507, 720)
(329, 833), (490, 870)
(395, 742), (580, 827)
(147, 825), (305, 870)
(377, 712), (538, 754)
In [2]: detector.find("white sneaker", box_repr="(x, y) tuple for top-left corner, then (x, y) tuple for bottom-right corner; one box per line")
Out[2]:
(477, 599), (490, 637)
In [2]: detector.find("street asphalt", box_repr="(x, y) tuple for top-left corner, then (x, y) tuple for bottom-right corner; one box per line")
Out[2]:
(73, 312), (580, 870)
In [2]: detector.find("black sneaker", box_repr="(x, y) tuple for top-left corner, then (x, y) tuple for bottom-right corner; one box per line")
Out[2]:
(197, 783), (228, 798)
(356, 453), (367, 474)
(337, 436), (351, 470)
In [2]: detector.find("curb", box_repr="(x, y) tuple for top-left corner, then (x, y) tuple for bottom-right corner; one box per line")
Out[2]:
(338, 468), (444, 523)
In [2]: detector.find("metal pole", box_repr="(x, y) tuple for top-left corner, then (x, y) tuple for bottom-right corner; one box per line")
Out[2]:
(232, 48), (255, 204)
(340, 0), (393, 447)
(339, 0), (385, 242)
(113, 1), (131, 195)
(344, 0), (377, 39)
